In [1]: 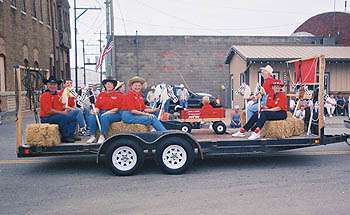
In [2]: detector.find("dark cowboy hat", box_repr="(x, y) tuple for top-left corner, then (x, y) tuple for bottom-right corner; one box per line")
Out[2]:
(43, 76), (62, 85)
(128, 76), (146, 86)
(102, 76), (118, 86)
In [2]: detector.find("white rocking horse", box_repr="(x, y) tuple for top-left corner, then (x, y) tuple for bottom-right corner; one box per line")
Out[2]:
(153, 83), (179, 120)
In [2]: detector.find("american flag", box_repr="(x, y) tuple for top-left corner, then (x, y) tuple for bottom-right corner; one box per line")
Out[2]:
(95, 37), (114, 71)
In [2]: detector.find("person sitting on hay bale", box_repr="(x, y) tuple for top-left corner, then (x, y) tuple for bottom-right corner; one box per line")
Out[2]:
(232, 80), (287, 140)
(58, 79), (87, 136)
(246, 65), (275, 121)
(40, 76), (79, 143)
(87, 77), (125, 144)
(121, 76), (167, 131)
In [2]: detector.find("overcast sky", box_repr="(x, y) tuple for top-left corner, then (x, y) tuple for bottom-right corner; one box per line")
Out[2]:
(69, 0), (348, 79)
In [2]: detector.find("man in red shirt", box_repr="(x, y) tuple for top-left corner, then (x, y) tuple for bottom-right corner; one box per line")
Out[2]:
(58, 79), (87, 135)
(232, 80), (287, 140)
(40, 76), (78, 143)
(246, 65), (275, 121)
(121, 76), (166, 131)
(87, 77), (124, 144)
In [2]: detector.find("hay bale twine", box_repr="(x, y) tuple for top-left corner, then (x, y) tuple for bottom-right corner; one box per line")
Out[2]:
(26, 123), (61, 146)
(107, 122), (150, 137)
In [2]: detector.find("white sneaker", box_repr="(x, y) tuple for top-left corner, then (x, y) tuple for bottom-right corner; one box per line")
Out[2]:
(97, 135), (105, 144)
(86, 136), (96, 144)
(248, 132), (261, 140)
(232, 131), (245, 137)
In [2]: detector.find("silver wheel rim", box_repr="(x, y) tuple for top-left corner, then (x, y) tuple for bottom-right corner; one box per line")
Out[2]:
(182, 126), (189, 132)
(112, 146), (137, 171)
(217, 125), (224, 132)
(162, 145), (187, 170)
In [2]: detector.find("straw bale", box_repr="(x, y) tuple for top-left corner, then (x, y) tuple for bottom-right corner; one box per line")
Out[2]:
(240, 111), (246, 125)
(107, 122), (150, 137)
(261, 113), (305, 139)
(26, 124), (61, 146)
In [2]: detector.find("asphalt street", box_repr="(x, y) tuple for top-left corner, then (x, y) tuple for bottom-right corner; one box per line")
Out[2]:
(0, 116), (350, 215)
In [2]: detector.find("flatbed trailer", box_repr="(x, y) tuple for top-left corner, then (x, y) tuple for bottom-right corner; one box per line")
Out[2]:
(15, 55), (350, 175)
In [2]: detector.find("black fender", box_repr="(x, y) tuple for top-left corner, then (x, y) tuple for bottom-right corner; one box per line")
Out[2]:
(96, 131), (203, 164)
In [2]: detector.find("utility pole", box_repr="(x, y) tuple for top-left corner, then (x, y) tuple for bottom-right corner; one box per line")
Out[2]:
(73, 3), (101, 91)
(99, 31), (103, 83)
(110, 0), (116, 78)
(135, 30), (139, 76)
(105, 0), (111, 77)
(81, 40), (86, 86)
(105, 0), (115, 78)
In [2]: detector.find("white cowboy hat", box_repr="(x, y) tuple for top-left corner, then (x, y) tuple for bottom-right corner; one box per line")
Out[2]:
(234, 105), (240, 110)
(260, 65), (273, 75)
(179, 84), (185, 88)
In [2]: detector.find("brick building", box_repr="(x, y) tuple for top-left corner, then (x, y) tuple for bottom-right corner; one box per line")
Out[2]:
(114, 35), (323, 107)
(0, 0), (71, 112)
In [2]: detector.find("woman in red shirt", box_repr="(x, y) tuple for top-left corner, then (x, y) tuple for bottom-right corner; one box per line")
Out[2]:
(232, 80), (287, 140)
(87, 78), (124, 144)
(121, 76), (166, 131)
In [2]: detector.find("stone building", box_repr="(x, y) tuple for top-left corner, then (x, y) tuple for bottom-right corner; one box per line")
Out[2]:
(0, 0), (71, 112)
(114, 35), (323, 107)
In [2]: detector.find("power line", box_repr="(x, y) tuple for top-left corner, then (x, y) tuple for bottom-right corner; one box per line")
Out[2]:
(116, 0), (127, 35)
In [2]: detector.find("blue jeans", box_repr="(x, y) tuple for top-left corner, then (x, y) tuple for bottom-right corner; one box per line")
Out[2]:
(67, 108), (86, 128)
(180, 100), (188, 108)
(247, 95), (267, 121)
(41, 113), (77, 138)
(164, 99), (171, 113)
(100, 111), (122, 136)
(88, 111), (104, 135)
(83, 106), (91, 129)
(122, 111), (167, 132)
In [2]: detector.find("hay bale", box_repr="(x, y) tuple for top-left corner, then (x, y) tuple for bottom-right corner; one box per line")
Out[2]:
(26, 124), (61, 146)
(261, 113), (305, 139)
(240, 111), (246, 125)
(107, 122), (150, 137)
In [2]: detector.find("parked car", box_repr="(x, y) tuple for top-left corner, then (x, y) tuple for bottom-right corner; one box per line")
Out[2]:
(169, 85), (221, 112)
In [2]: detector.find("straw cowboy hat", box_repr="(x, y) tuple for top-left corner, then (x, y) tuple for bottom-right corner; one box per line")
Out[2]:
(102, 76), (118, 87)
(43, 76), (62, 85)
(115, 81), (125, 90)
(260, 65), (273, 75)
(128, 76), (146, 86)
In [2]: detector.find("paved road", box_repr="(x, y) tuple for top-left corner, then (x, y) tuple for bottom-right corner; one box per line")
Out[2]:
(0, 116), (350, 215)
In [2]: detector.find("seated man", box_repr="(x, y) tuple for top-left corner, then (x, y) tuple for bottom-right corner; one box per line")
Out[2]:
(232, 80), (287, 140)
(122, 76), (167, 131)
(40, 76), (78, 143)
(58, 79), (87, 135)
(87, 77), (124, 144)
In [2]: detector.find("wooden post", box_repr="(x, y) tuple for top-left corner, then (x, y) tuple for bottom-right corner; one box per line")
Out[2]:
(15, 67), (23, 152)
(318, 55), (325, 138)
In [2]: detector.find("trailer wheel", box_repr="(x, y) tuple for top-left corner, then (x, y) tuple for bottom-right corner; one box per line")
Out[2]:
(213, 121), (226, 135)
(181, 123), (192, 133)
(156, 137), (195, 174)
(106, 139), (144, 176)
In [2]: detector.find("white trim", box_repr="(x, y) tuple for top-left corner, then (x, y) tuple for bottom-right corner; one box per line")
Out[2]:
(39, 20), (44, 25)
(20, 11), (26, 15)
(10, 5), (17, 10)
(46, 24), (51, 29)
(32, 16), (38, 21)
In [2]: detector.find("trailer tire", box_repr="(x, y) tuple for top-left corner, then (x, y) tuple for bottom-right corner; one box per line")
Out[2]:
(213, 121), (226, 135)
(181, 123), (192, 133)
(156, 137), (195, 175)
(106, 139), (144, 176)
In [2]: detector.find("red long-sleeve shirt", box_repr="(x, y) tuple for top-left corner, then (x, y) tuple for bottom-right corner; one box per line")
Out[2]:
(123, 90), (146, 111)
(262, 76), (275, 96)
(58, 88), (76, 108)
(40, 91), (64, 117)
(95, 91), (123, 111)
(266, 92), (287, 112)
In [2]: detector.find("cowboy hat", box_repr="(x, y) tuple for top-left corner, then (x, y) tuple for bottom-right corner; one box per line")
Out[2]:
(115, 81), (125, 90)
(43, 76), (62, 85)
(260, 65), (273, 75)
(102, 76), (118, 86)
(128, 76), (146, 86)
(179, 84), (185, 88)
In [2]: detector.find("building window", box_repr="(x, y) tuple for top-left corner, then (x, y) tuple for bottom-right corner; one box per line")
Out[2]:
(0, 55), (6, 92)
(39, 0), (43, 21)
(258, 71), (280, 85)
(11, 0), (16, 7)
(46, 0), (50, 24)
(20, 0), (26, 12)
(31, 0), (37, 18)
